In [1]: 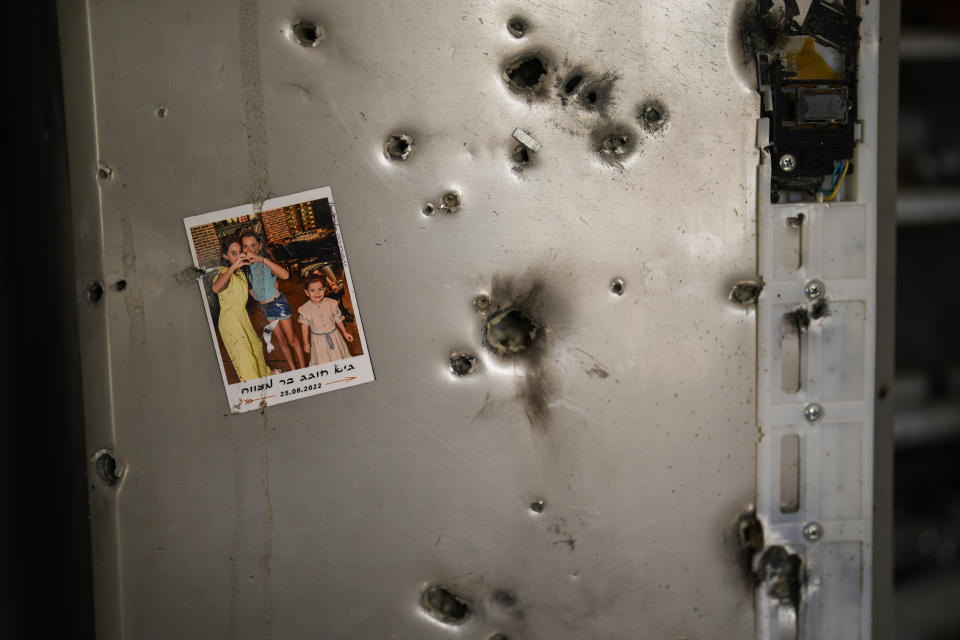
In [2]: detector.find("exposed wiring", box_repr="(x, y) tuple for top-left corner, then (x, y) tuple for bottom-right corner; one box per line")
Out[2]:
(824, 160), (849, 201)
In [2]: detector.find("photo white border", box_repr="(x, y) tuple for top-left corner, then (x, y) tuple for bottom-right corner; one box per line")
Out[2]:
(184, 186), (375, 413)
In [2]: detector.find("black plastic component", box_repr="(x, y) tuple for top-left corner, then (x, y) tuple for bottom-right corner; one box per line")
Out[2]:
(756, 0), (861, 194)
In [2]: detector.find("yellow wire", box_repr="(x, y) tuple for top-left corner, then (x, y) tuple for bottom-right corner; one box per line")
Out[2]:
(824, 161), (849, 201)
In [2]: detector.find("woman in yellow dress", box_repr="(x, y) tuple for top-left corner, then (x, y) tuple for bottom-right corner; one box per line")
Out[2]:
(211, 236), (270, 381)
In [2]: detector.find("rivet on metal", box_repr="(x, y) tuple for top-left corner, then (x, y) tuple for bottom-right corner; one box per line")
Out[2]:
(779, 153), (797, 173)
(803, 402), (824, 423)
(803, 279), (825, 301)
(802, 522), (824, 542)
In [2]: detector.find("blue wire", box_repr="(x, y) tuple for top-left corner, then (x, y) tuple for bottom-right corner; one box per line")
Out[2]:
(822, 160), (845, 194)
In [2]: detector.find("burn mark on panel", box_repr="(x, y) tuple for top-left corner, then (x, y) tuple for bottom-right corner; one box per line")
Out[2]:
(809, 299), (830, 320)
(503, 53), (549, 94)
(577, 73), (618, 115)
(734, 510), (804, 608)
(482, 273), (566, 431)
(739, 0), (791, 61)
(756, 545), (803, 608)
(420, 585), (470, 624)
(783, 306), (810, 332)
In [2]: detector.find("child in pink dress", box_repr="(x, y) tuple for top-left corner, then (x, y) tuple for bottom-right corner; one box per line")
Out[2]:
(299, 276), (354, 366)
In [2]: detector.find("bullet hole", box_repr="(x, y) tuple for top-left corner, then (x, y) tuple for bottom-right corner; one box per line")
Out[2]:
(155, 106), (168, 118)
(450, 352), (478, 376)
(756, 546), (803, 608)
(512, 144), (530, 166)
(94, 450), (121, 486)
(529, 499), (545, 513)
(440, 191), (462, 213)
(736, 511), (764, 577)
(599, 134), (631, 157)
(420, 585), (470, 624)
(586, 91), (598, 104)
(610, 278), (625, 296)
(96, 164), (113, 180)
(485, 308), (540, 354)
(422, 202), (435, 216)
(730, 281), (762, 305)
(637, 101), (669, 133)
(473, 294), (490, 312)
(563, 74), (584, 94)
(292, 20), (322, 47)
(113, 280), (127, 292)
(507, 17), (527, 38)
(85, 281), (104, 304)
(385, 134), (414, 161)
(504, 54), (547, 93)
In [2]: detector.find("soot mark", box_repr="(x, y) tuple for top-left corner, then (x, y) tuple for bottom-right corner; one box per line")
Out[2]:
(578, 74), (617, 114)
(504, 53), (548, 93)
(483, 273), (566, 431)
(492, 589), (518, 608)
(739, 0), (790, 60)
(420, 585), (470, 624)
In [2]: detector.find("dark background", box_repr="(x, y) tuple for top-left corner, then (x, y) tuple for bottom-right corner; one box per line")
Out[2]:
(3, 1), (959, 638)
(1, 2), (94, 639)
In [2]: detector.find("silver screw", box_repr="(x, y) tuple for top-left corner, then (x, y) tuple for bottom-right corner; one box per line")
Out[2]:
(804, 403), (824, 423)
(779, 153), (797, 172)
(803, 522), (823, 542)
(804, 279), (825, 301)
